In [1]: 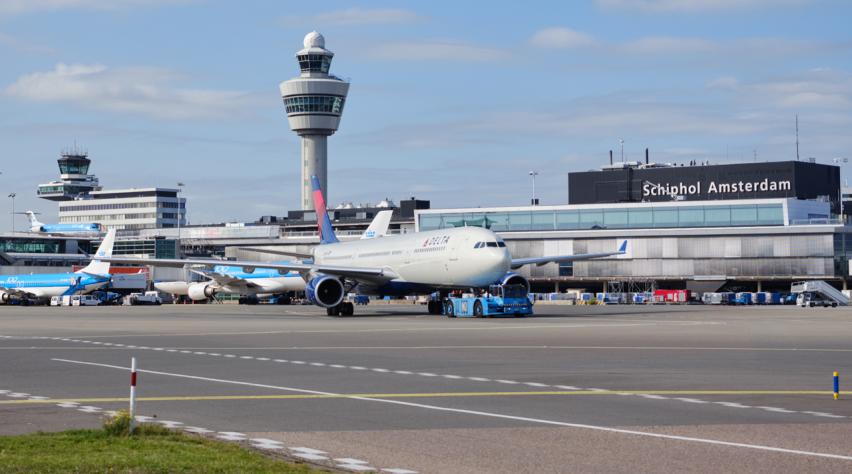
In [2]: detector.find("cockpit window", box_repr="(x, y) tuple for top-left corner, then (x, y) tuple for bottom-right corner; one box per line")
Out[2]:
(497, 242), (506, 247)
(473, 242), (483, 248)
(486, 242), (498, 247)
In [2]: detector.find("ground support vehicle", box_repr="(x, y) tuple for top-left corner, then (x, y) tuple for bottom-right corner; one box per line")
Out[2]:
(797, 292), (838, 308)
(444, 284), (533, 318)
(125, 291), (162, 306)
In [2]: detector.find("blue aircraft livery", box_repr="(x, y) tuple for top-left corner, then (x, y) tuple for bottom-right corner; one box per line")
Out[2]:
(0, 229), (116, 303)
(25, 211), (102, 235)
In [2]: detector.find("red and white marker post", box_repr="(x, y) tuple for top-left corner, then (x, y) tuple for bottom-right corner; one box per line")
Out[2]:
(129, 357), (137, 433)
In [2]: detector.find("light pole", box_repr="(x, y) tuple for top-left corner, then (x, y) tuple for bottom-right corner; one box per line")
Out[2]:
(618, 138), (625, 163)
(834, 158), (848, 220)
(8, 193), (15, 234)
(529, 171), (539, 206)
(176, 182), (185, 258)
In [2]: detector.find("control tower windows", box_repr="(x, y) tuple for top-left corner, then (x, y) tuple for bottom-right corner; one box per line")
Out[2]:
(297, 54), (332, 73)
(58, 159), (90, 175)
(284, 95), (345, 115)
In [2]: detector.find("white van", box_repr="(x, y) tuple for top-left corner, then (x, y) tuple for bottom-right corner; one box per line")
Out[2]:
(71, 295), (101, 306)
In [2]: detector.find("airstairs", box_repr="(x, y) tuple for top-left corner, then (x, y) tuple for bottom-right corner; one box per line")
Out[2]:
(790, 280), (849, 306)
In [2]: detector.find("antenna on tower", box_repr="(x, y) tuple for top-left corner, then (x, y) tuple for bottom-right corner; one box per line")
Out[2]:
(795, 114), (800, 161)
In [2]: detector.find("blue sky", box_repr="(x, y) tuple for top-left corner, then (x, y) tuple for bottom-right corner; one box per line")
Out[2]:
(1, 0), (851, 229)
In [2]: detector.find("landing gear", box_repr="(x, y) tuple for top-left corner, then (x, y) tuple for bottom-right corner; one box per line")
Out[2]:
(326, 302), (355, 317)
(427, 300), (443, 315)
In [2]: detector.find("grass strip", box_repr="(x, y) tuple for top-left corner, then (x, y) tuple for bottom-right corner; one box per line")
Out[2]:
(0, 424), (321, 474)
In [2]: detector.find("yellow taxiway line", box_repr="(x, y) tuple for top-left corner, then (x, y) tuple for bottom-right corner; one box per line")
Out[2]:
(2, 390), (849, 404)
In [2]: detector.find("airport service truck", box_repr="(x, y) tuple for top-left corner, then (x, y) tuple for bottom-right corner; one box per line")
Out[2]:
(444, 284), (533, 318)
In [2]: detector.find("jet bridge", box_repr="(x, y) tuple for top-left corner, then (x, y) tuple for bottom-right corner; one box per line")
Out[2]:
(790, 280), (849, 306)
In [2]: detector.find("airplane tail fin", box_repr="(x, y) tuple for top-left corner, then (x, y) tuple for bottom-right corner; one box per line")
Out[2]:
(77, 229), (116, 276)
(310, 175), (339, 244)
(361, 210), (393, 240)
(25, 211), (43, 232)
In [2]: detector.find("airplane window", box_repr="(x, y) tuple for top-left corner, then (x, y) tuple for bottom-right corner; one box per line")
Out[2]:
(486, 242), (498, 247)
(473, 242), (480, 248)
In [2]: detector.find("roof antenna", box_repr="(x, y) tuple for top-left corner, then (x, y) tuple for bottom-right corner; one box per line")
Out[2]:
(795, 113), (800, 161)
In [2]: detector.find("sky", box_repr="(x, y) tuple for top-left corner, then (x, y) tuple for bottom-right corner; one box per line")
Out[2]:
(1, 0), (851, 230)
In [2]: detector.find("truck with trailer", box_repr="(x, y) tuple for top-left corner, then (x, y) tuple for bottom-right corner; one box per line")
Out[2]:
(443, 284), (533, 318)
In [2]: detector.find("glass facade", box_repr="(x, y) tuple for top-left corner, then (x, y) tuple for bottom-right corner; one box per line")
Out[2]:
(297, 54), (332, 73)
(0, 238), (63, 254)
(419, 204), (786, 232)
(284, 95), (345, 115)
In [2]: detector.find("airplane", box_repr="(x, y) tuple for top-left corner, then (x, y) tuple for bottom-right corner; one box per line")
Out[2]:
(102, 176), (626, 316)
(22, 210), (102, 235)
(0, 229), (117, 304)
(152, 210), (394, 302)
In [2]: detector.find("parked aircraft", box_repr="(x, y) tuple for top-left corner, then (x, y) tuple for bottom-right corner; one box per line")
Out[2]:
(0, 229), (116, 304)
(23, 211), (101, 235)
(102, 177), (625, 315)
(152, 210), (394, 302)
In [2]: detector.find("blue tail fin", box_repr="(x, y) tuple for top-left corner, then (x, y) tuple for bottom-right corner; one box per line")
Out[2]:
(311, 175), (339, 244)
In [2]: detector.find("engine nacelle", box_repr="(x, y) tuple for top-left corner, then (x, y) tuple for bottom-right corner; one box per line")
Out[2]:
(0, 290), (9, 304)
(305, 275), (344, 308)
(499, 272), (530, 294)
(187, 282), (217, 301)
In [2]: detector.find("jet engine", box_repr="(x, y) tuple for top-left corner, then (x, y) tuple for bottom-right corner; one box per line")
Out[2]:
(0, 290), (9, 304)
(305, 275), (344, 308)
(187, 282), (217, 301)
(499, 272), (530, 294)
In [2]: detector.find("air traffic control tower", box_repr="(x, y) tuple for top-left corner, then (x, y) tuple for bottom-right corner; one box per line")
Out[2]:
(280, 31), (349, 209)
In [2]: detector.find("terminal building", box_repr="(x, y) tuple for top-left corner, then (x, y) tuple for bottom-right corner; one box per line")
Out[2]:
(416, 160), (847, 293)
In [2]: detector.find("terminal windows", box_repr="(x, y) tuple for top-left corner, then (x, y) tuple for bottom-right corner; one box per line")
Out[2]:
(420, 203), (785, 232)
(284, 95), (345, 115)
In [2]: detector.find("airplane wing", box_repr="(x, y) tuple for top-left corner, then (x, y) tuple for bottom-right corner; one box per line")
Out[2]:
(101, 257), (395, 281)
(189, 269), (262, 289)
(510, 240), (628, 269)
(238, 248), (313, 260)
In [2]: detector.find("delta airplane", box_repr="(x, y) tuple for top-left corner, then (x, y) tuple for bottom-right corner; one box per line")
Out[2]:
(153, 211), (395, 302)
(103, 177), (625, 316)
(0, 229), (116, 304)
(23, 211), (102, 235)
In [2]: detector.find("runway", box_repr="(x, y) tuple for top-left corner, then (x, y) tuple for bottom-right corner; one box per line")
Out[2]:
(1, 303), (850, 473)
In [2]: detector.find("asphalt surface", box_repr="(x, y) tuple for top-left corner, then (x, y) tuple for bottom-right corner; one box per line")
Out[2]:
(1, 303), (851, 473)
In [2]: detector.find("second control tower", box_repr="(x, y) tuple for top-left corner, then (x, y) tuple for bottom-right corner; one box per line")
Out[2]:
(280, 31), (350, 209)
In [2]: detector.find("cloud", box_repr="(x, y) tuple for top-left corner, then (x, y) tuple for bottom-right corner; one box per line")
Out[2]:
(0, 0), (192, 15)
(595, 0), (812, 13)
(530, 27), (597, 49)
(710, 69), (852, 110)
(283, 7), (420, 26)
(366, 40), (509, 62)
(5, 63), (254, 119)
(620, 36), (718, 54)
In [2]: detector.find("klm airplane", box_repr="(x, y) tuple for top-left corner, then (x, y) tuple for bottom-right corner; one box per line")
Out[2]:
(24, 211), (102, 235)
(0, 229), (116, 304)
(153, 210), (394, 301)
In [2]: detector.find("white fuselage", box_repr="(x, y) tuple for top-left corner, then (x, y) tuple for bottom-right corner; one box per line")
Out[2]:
(314, 227), (511, 290)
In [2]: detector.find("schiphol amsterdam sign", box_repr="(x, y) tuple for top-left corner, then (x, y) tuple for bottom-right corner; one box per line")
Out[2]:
(642, 178), (792, 198)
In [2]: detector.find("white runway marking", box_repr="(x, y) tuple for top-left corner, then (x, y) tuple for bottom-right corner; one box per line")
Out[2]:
(51, 358), (852, 462)
(34, 335), (844, 421)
